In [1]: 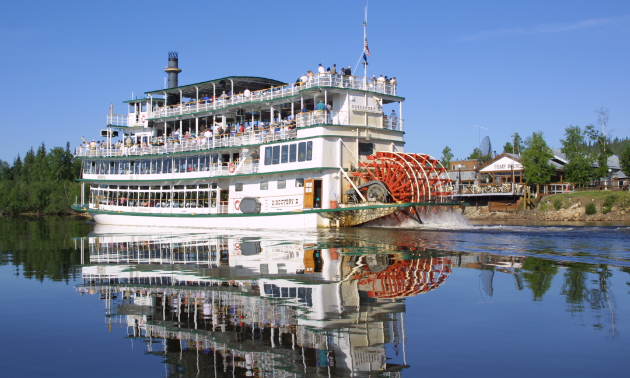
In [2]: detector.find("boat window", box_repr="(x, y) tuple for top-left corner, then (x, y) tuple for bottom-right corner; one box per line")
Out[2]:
(359, 142), (374, 156)
(289, 144), (297, 162)
(163, 159), (172, 173)
(264, 147), (272, 165)
(272, 146), (280, 165)
(277, 180), (286, 189)
(306, 141), (313, 161)
(281, 145), (289, 164)
(295, 178), (304, 187)
(211, 183), (217, 189)
(260, 181), (268, 190)
(129, 104), (135, 114)
(235, 183), (243, 192)
(298, 142), (306, 162)
(141, 103), (147, 112)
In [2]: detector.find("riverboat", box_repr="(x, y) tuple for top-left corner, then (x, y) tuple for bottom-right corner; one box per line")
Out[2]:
(72, 52), (456, 228)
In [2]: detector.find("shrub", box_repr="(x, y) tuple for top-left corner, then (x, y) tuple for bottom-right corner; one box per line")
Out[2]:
(585, 203), (597, 215)
(539, 201), (548, 212)
(603, 194), (617, 208)
(553, 199), (562, 210)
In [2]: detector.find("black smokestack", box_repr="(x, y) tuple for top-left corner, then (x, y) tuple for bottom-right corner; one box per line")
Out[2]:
(164, 51), (181, 89)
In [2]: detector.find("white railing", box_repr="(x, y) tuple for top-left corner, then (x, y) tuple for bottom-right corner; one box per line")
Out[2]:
(107, 114), (129, 127)
(75, 129), (297, 158)
(85, 161), (258, 178)
(150, 73), (398, 119)
(455, 183), (526, 195)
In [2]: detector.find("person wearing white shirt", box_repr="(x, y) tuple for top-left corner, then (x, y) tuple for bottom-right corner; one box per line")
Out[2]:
(318, 64), (325, 74)
(243, 88), (251, 99)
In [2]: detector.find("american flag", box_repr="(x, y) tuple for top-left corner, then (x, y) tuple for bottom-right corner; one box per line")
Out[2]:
(364, 38), (370, 56)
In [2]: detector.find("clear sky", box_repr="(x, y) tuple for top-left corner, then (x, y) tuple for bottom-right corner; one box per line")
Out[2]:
(2, 0), (630, 163)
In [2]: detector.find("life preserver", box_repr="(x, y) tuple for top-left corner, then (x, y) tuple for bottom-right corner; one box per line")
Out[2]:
(229, 163), (236, 173)
(234, 199), (241, 210)
(141, 115), (146, 123)
(234, 242), (241, 250)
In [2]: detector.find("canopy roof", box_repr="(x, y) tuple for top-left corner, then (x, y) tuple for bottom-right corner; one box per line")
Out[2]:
(145, 76), (287, 98)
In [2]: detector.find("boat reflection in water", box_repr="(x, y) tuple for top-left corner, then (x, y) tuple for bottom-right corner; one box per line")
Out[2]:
(76, 226), (457, 377)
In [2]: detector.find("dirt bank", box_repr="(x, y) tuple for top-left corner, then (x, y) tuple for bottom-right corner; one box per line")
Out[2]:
(464, 191), (630, 222)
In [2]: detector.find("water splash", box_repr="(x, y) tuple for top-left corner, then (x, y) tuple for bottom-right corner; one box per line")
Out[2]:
(364, 208), (472, 230)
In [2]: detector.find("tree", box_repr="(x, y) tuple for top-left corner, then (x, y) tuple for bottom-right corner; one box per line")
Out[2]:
(585, 124), (612, 179)
(521, 132), (555, 184)
(620, 143), (630, 177)
(440, 146), (454, 170)
(560, 125), (594, 183)
(520, 257), (558, 301)
(469, 148), (492, 165)
(503, 132), (524, 154)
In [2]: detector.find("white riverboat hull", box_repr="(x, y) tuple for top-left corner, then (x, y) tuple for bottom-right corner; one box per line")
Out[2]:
(91, 211), (328, 229)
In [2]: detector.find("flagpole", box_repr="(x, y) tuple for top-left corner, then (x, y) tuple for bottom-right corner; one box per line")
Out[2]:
(363, 3), (368, 85)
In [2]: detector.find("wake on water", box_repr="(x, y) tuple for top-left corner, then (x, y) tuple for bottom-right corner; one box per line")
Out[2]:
(365, 209), (473, 230)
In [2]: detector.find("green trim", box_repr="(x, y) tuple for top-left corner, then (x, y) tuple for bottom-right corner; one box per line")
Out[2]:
(145, 76), (287, 95)
(77, 133), (405, 161)
(107, 124), (145, 129)
(123, 98), (164, 104)
(77, 166), (340, 183)
(72, 201), (462, 218)
(298, 123), (405, 135)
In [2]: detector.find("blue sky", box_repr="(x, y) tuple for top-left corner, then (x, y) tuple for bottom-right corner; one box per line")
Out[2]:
(1, 0), (630, 163)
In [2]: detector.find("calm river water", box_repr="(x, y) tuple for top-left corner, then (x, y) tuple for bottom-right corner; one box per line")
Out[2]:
(1, 216), (629, 377)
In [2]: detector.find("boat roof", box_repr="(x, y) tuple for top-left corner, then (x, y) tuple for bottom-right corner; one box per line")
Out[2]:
(123, 97), (164, 104)
(145, 76), (287, 98)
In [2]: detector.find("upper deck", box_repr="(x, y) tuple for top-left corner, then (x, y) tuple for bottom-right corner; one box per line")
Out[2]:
(75, 68), (404, 160)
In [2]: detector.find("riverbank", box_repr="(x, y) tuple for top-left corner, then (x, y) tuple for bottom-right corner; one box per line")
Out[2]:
(464, 191), (630, 221)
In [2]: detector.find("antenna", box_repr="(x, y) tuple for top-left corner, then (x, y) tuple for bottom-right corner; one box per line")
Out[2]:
(473, 124), (488, 147)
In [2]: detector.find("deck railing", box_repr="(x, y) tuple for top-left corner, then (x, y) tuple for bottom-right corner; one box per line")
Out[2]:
(76, 129), (296, 158)
(107, 114), (130, 127)
(149, 73), (398, 119)
(77, 110), (404, 158)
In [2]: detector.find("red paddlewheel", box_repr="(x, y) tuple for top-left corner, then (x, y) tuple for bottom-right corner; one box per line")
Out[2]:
(353, 152), (453, 203)
(354, 257), (452, 299)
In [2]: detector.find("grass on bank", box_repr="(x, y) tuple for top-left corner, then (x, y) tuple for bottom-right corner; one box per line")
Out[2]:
(538, 191), (630, 214)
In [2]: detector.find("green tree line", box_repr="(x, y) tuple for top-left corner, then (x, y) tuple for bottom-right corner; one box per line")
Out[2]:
(0, 142), (82, 214)
(441, 127), (630, 184)
(0, 216), (92, 282)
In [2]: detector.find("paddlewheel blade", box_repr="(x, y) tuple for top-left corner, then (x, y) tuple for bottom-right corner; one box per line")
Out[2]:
(354, 152), (453, 203)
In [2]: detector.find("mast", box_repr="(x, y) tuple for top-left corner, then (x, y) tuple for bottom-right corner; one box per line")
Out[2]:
(363, 2), (370, 83)
(363, 2), (369, 85)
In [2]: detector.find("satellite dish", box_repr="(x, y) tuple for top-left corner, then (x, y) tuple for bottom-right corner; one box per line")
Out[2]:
(480, 136), (492, 157)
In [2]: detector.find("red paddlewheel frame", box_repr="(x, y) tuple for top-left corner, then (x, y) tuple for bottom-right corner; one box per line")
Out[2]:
(354, 257), (453, 299)
(354, 152), (453, 203)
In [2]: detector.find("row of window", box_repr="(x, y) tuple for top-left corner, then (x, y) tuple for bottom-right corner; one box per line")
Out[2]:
(264, 141), (312, 165)
(82, 141), (314, 175)
(83, 155), (223, 175)
(89, 179), (305, 208)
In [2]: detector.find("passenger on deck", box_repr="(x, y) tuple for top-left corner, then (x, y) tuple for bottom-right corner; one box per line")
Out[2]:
(243, 88), (251, 99)
(318, 64), (325, 74)
(390, 109), (398, 128)
(202, 94), (210, 103)
(316, 101), (326, 111)
(220, 91), (228, 99)
(331, 64), (337, 75)
(251, 150), (260, 173)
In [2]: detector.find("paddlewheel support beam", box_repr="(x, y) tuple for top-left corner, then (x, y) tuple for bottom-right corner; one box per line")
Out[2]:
(352, 152), (453, 203)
